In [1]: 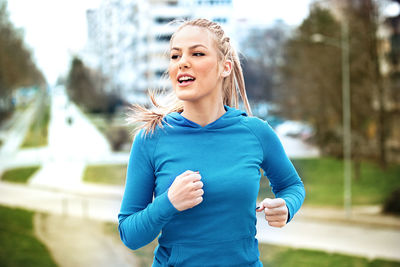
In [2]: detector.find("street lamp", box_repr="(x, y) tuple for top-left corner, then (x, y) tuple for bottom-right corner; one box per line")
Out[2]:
(311, 20), (352, 218)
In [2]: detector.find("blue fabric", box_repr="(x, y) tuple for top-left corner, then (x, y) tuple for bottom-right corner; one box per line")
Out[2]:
(118, 105), (305, 266)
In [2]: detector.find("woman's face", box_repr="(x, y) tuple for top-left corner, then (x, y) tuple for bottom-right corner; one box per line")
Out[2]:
(169, 26), (227, 104)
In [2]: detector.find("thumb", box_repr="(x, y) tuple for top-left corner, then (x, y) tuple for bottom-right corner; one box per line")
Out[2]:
(256, 198), (273, 212)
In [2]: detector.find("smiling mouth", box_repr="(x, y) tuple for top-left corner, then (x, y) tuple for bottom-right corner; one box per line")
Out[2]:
(178, 76), (196, 86)
(178, 76), (196, 84)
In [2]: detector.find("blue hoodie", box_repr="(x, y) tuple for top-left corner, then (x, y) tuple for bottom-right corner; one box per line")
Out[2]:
(119, 105), (305, 267)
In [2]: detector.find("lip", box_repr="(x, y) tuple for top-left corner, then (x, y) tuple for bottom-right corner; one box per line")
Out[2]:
(176, 73), (196, 87)
(177, 73), (196, 81)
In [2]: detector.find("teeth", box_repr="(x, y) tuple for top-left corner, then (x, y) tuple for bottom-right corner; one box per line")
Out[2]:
(179, 76), (194, 82)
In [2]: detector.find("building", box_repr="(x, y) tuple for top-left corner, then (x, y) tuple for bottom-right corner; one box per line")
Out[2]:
(83, 0), (234, 104)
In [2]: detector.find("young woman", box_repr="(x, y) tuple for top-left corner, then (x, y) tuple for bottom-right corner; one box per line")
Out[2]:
(119, 18), (305, 266)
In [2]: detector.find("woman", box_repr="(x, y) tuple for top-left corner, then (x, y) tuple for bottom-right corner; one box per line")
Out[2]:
(119, 18), (305, 266)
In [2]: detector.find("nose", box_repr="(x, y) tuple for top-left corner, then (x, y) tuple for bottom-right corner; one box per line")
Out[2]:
(178, 54), (190, 69)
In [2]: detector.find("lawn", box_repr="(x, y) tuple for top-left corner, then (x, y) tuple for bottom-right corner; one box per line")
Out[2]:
(105, 222), (400, 267)
(0, 205), (57, 267)
(1, 166), (40, 183)
(21, 100), (50, 148)
(83, 164), (127, 185)
(293, 158), (400, 207)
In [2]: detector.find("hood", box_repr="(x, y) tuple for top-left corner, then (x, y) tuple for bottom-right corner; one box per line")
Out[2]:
(164, 105), (247, 130)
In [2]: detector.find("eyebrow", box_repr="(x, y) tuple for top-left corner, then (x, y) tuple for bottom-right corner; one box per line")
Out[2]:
(171, 44), (208, 51)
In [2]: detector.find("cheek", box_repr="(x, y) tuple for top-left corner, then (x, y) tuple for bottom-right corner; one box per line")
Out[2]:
(168, 64), (177, 82)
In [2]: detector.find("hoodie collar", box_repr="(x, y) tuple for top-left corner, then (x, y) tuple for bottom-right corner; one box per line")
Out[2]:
(165, 105), (247, 130)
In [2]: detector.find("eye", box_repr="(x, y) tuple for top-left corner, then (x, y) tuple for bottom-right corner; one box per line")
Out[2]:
(170, 54), (179, 60)
(193, 52), (205, 56)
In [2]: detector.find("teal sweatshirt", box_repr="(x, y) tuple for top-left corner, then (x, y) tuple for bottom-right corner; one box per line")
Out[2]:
(118, 105), (305, 266)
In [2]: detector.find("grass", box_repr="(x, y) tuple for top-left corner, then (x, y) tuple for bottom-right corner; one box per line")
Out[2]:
(83, 164), (127, 185)
(1, 166), (40, 183)
(21, 100), (50, 148)
(258, 157), (400, 207)
(0, 205), (57, 267)
(105, 222), (400, 267)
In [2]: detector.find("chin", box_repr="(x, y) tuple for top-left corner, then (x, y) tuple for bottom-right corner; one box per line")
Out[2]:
(174, 89), (197, 102)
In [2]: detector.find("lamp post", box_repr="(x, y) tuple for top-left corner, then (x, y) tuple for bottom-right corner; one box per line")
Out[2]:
(311, 19), (352, 218)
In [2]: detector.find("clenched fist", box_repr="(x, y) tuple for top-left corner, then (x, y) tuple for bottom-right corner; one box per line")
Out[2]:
(256, 198), (288, 228)
(168, 170), (204, 211)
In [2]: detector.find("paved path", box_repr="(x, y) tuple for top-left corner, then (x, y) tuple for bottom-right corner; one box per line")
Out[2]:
(1, 181), (400, 262)
(35, 213), (137, 267)
(256, 212), (400, 262)
(29, 85), (112, 189)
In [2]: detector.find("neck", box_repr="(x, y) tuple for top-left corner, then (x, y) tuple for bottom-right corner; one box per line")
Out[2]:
(181, 100), (226, 127)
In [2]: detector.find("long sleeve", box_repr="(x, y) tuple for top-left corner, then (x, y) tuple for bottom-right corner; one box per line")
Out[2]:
(118, 130), (179, 250)
(245, 119), (305, 222)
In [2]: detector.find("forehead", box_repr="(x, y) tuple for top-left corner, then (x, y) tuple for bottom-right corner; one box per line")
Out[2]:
(171, 26), (215, 49)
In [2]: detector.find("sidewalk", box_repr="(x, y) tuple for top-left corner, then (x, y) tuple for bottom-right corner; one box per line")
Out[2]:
(1, 180), (400, 262)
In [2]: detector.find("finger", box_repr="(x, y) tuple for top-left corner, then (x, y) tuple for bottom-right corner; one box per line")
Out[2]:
(178, 170), (195, 179)
(264, 206), (287, 216)
(195, 188), (204, 196)
(268, 221), (286, 228)
(186, 173), (201, 182)
(265, 214), (287, 222)
(263, 198), (286, 209)
(192, 181), (203, 189)
(194, 196), (203, 206)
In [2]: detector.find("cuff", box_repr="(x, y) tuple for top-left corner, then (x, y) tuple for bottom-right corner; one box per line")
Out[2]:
(153, 190), (180, 220)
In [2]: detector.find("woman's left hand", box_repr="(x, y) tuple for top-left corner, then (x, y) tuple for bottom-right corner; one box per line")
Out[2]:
(256, 198), (288, 228)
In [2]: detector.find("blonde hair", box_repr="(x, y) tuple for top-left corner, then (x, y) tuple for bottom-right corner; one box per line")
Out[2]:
(128, 18), (252, 135)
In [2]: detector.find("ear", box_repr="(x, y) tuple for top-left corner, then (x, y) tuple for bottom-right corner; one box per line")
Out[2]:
(221, 60), (232, 78)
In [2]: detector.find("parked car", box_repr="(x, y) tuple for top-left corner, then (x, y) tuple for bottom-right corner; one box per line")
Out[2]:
(275, 120), (314, 141)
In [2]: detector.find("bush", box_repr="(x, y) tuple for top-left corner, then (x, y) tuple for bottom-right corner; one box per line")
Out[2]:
(383, 187), (400, 215)
(106, 126), (130, 151)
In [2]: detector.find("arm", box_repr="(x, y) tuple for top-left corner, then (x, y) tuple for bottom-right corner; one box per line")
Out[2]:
(261, 122), (305, 222)
(248, 119), (305, 223)
(118, 131), (179, 250)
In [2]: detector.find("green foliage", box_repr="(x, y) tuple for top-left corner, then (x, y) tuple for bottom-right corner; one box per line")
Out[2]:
(1, 166), (40, 183)
(83, 164), (127, 185)
(0, 205), (57, 267)
(0, 1), (45, 115)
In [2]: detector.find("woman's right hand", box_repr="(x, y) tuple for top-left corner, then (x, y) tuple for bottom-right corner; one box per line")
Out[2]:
(167, 170), (204, 211)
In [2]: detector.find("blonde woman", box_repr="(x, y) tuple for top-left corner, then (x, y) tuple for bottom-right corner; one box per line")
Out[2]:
(119, 18), (305, 267)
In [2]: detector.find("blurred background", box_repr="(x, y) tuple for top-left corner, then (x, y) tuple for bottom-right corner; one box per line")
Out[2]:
(0, 0), (400, 266)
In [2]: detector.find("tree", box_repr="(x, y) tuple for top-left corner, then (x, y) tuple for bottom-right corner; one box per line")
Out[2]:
(279, 6), (343, 156)
(279, 0), (386, 163)
(66, 56), (122, 114)
(240, 21), (291, 102)
(0, 0), (44, 118)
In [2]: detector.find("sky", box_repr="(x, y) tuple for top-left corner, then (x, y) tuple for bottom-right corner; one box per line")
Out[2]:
(6, 0), (312, 85)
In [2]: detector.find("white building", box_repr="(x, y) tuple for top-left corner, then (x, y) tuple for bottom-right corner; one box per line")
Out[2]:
(84, 0), (234, 105)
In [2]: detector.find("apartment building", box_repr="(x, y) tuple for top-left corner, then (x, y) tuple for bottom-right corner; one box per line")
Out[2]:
(84, 0), (234, 104)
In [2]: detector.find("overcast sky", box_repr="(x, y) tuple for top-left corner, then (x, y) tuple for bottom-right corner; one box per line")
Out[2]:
(7, 0), (312, 85)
